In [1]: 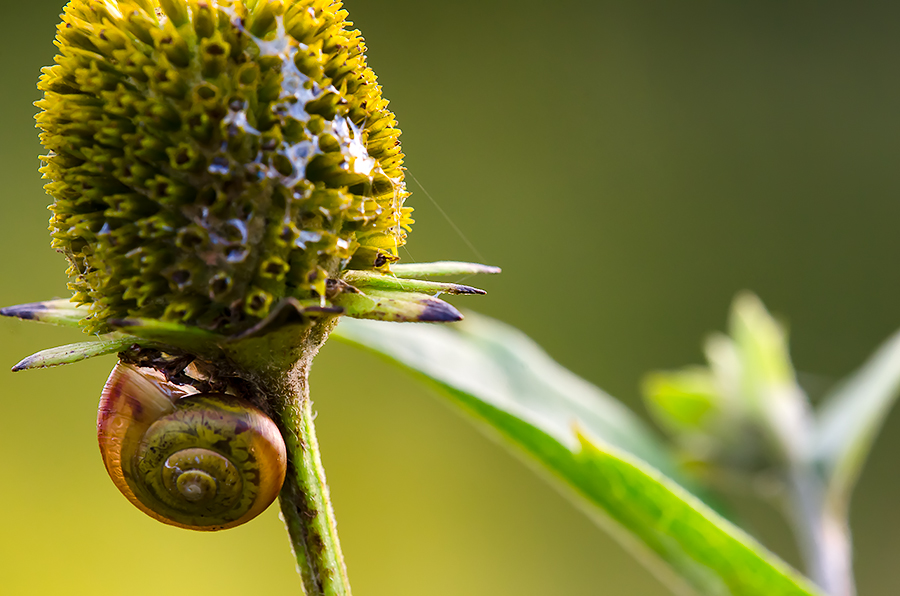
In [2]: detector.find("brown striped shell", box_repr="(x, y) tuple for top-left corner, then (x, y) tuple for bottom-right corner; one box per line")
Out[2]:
(97, 362), (286, 530)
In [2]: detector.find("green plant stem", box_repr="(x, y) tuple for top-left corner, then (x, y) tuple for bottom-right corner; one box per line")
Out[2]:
(786, 467), (855, 596)
(277, 359), (351, 596)
(224, 318), (350, 596)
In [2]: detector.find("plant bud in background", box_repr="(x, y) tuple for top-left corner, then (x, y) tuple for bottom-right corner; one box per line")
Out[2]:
(643, 293), (814, 477)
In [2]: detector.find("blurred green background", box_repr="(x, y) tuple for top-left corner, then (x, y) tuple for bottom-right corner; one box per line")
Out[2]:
(2, 1), (899, 594)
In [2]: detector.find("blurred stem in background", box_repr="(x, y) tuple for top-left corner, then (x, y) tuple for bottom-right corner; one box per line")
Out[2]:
(786, 466), (853, 596)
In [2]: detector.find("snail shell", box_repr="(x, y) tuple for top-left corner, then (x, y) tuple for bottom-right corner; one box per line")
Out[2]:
(97, 362), (286, 530)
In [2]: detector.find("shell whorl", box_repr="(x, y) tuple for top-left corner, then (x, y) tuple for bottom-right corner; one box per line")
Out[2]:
(97, 362), (286, 530)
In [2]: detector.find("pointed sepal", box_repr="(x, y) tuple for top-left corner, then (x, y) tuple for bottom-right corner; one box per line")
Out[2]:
(332, 288), (463, 323)
(390, 261), (501, 278)
(11, 335), (155, 372)
(0, 299), (89, 328)
(342, 270), (486, 296)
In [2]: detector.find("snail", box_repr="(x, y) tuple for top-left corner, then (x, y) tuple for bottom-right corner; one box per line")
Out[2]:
(97, 361), (287, 530)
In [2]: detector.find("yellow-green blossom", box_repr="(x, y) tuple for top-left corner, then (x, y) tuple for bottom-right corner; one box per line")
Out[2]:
(37, 0), (413, 334)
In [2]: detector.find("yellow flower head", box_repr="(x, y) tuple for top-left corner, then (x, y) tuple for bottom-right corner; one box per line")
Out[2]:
(37, 0), (413, 333)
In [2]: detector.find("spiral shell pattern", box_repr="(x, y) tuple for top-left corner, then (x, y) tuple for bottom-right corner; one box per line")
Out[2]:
(97, 362), (286, 530)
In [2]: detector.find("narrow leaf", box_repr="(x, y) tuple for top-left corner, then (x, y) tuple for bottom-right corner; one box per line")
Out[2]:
(814, 327), (900, 510)
(332, 289), (462, 323)
(342, 270), (486, 296)
(0, 299), (89, 328)
(12, 335), (153, 372)
(390, 261), (501, 278)
(333, 314), (822, 596)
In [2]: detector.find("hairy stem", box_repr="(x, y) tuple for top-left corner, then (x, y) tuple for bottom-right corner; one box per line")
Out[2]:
(225, 317), (350, 596)
(277, 358), (352, 596)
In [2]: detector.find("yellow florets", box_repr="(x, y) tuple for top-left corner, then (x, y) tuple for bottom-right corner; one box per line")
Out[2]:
(37, 0), (413, 333)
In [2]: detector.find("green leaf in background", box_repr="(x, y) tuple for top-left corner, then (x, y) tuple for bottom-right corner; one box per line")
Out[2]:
(333, 313), (822, 596)
(338, 310), (675, 476)
(574, 435), (820, 596)
(814, 327), (900, 513)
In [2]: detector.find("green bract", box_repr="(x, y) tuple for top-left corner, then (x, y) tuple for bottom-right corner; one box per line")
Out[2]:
(38, 0), (413, 334)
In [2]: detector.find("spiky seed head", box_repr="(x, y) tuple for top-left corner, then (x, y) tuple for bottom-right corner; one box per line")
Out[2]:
(37, 0), (413, 334)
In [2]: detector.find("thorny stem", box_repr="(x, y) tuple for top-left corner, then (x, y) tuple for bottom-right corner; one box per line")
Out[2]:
(225, 317), (350, 596)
